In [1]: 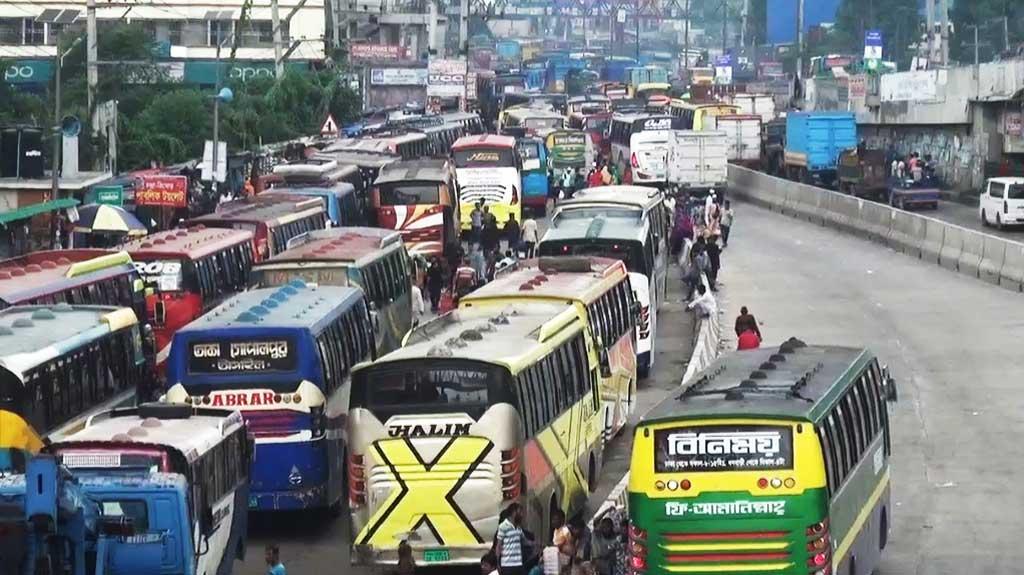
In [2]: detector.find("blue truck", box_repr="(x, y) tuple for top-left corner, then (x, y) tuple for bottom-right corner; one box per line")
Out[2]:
(783, 111), (857, 187)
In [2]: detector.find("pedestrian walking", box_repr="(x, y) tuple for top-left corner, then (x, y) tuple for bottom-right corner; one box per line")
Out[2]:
(737, 327), (761, 350)
(496, 503), (526, 575)
(265, 544), (286, 575)
(720, 200), (734, 247)
(410, 277), (424, 327)
(482, 216), (501, 256)
(561, 166), (576, 199)
(470, 245), (488, 284)
(704, 233), (721, 290)
(681, 247), (702, 300)
(504, 213), (521, 253)
(521, 216), (538, 258)
(734, 306), (762, 339)
(686, 283), (716, 319)
(591, 518), (622, 575)
(427, 257), (444, 312)
(600, 163), (613, 185)
(470, 201), (484, 245)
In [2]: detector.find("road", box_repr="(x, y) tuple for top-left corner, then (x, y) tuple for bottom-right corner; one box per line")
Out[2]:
(922, 198), (1024, 241)
(719, 203), (1024, 574)
(239, 211), (698, 574)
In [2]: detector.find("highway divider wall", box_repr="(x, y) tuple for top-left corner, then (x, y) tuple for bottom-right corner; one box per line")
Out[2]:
(591, 274), (723, 528)
(728, 165), (1024, 293)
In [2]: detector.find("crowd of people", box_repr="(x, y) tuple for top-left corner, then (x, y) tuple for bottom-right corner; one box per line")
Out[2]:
(889, 149), (938, 185)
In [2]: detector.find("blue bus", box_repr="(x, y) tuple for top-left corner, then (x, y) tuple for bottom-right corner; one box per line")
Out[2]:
(165, 281), (375, 511)
(266, 184), (364, 228)
(516, 136), (550, 215)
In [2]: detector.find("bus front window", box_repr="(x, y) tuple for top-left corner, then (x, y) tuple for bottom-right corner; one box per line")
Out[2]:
(539, 240), (645, 275)
(355, 361), (509, 419)
(379, 184), (441, 206)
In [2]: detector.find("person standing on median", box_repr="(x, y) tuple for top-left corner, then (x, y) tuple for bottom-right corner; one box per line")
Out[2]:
(720, 200), (734, 248)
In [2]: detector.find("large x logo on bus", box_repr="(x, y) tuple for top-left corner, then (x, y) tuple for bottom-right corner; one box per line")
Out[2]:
(357, 436), (493, 547)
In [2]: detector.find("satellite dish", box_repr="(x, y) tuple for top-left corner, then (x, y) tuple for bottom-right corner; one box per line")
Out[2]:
(61, 115), (81, 138)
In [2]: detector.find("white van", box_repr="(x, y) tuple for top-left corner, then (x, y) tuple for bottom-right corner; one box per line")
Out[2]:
(629, 130), (671, 186)
(979, 177), (1024, 229)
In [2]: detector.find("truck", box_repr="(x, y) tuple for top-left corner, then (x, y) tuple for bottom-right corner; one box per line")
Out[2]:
(783, 111), (857, 187)
(713, 114), (762, 168)
(888, 178), (940, 210)
(0, 402), (252, 575)
(666, 130), (729, 196)
(761, 117), (787, 176)
(731, 93), (776, 123)
(837, 147), (889, 199)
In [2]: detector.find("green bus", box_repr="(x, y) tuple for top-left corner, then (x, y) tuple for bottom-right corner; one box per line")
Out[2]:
(628, 338), (897, 575)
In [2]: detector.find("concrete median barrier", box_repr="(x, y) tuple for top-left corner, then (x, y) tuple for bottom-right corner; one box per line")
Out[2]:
(1000, 242), (1024, 292)
(788, 183), (818, 222)
(957, 229), (985, 278)
(921, 218), (945, 264)
(979, 235), (1007, 285)
(888, 211), (925, 258)
(939, 225), (964, 271)
(830, 194), (862, 236)
(859, 201), (893, 244)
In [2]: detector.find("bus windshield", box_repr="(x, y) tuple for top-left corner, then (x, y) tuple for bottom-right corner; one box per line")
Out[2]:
(133, 259), (186, 292)
(654, 423), (795, 473)
(554, 208), (640, 221)
(354, 360), (509, 418)
(526, 117), (564, 131)
(379, 183), (440, 205)
(454, 148), (516, 168)
(539, 239), (646, 274)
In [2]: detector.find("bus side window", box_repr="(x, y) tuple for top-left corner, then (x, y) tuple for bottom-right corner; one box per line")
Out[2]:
(317, 332), (336, 394)
(850, 382), (873, 448)
(869, 361), (892, 455)
(826, 413), (848, 485)
(515, 375), (535, 438)
(859, 370), (880, 439)
(815, 424), (837, 498)
(841, 394), (865, 459)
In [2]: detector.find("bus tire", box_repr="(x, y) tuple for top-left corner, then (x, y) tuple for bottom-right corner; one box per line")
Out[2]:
(879, 507), (889, 551)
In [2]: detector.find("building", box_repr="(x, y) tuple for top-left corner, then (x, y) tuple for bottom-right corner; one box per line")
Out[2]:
(0, 0), (327, 90)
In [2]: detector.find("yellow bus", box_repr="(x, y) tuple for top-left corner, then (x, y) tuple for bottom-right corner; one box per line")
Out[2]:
(460, 256), (638, 440)
(628, 339), (898, 575)
(347, 303), (604, 567)
(669, 100), (740, 131)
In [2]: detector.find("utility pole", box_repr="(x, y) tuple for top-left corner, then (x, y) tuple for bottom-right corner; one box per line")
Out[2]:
(721, 1), (727, 52)
(459, 0), (468, 55)
(51, 38), (81, 249)
(1003, 16), (1010, 54)
(925, 0), (934, 63)
(272, 0), (284, 78)
(635, 9), (640, 61)
(974, 25), (979, 66)
(86, 0), (97, 114)
(796, 0), (804, 79)
(939, 0), (948, 65)
(683, 0), (690, 74)
(740, 0), (749, 47)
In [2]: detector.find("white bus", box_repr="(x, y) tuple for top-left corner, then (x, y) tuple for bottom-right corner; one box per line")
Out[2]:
(452, 134), (523, 229)
(607, 114), (675, 180)
(49, 403), (252, 575)
(539, 186), (670, 378)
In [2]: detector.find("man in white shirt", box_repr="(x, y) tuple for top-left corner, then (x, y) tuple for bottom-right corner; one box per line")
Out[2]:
(686, 283), (717, 319)
(520, 217), (538, 258)
(410, 281), (424, 326)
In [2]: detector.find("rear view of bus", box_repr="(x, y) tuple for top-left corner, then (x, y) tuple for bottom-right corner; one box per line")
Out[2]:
(453, 135), (522, 228)
(629, 341), (896, 575)
(165, 282), (375, 511)
(371, 159), (459, 258)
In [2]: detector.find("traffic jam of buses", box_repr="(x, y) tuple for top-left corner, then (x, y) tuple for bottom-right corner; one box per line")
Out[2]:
(0, 44), (899, 575)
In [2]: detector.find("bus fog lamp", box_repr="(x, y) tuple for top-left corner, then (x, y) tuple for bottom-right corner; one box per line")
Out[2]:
(784, 478), (795, 488)
(770, 477), (782, 488)
(666, 480), (678, 491)
(654, 480), (665, 491)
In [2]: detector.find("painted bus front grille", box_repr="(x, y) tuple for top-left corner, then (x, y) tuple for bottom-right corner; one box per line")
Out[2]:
(657, 529), (796, 572)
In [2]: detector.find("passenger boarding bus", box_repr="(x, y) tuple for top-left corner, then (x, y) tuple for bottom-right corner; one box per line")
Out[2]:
(348, 303), (603, 567)
(250, 227), (413, 356)
(539, 190), (669, 377)
(165, 282), (375, 511)
(608, 114), (675, 179)
(0, 304), (145, 441)
(669, 100), (741, 130)
(189, 196), (327, 260)
(371, 158), (460, 257)
(460, 256), (638, 438)
(516, 136), (550, 215)
(628, 339), (898, 575)
(452, 135), (522, 228)
(0, 250), (144, 318)
(121, 227), (254, 367)
(48, 403), (253, 575)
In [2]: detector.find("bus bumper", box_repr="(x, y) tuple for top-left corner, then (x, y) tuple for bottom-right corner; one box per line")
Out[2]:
(249, 485), (330, 511)
(351, 543), (492, 567)
(248, 441), (333, 511)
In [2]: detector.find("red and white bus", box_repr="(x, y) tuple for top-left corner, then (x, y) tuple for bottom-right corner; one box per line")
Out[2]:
(0, 249), (144, 318)
(119, 226), (255, 366)
(188, 196), (327, 260)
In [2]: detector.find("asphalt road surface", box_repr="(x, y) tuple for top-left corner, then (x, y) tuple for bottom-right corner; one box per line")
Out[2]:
(238, 210), (698, 575)
(719, 202), (1024, 574)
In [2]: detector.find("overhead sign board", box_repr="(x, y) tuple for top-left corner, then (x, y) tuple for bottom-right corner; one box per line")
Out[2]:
(93, 185), (124, 206)
(864, 29), (883, 60)
(350, 43), (408, 62)
(427, 58), (468, 98)
(370, 68), (428, 86)
(135, 175), (188, 208)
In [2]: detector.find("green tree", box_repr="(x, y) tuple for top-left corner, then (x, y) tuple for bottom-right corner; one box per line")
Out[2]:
(950, 0), (1023, 63)
(120, 89), (210, 169)
(832, 0), (920, 68)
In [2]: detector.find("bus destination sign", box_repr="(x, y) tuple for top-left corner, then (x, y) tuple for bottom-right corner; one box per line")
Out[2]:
(189, 340), (296, 373)
(654, 425), (793, 472)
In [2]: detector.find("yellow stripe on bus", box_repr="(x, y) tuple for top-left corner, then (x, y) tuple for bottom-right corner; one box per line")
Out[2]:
(663, 563), (791, 573)
(659, 542), (790, 552)
(832, 468), (890, 567)
(100, 307), (140, 331)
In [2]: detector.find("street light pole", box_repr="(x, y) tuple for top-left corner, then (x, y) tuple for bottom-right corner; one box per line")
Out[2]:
(50, 37), (81, 249)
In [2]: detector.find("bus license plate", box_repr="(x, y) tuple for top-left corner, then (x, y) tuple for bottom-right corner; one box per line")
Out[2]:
(423, 549), (449, 563)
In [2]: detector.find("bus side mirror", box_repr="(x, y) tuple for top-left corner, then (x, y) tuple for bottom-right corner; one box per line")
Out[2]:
(881, 365), (897, 402)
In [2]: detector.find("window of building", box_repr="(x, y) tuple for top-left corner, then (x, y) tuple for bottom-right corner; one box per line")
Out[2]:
(207, 20), (232, 47)
(168, 21), (183, 45)
(24, 19), (45, 45)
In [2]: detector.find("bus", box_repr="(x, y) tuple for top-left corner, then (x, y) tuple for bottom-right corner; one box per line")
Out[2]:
(608, 114), (676, 179)
(0, 304), (146, 441)
(189, 196), (327, 260)
(48, 403), (253, 575)
(268, 159), (367, 226)
(442, 112), (486, 135)
(546, 129), (594, 174)
(627, 66), (670, 96)
(568, 95), (611, 115)
(539, 189), (670, 377)
(0, 250), (144, 318)
(669, 100), (741, 130)
(501, 107), (566, 138)
(120, 226), (255, 366)
(165, 282), (376, 511)
(348, 303), (604, 567)
(569, 111), (613, 156)
(452, 134), (523, 228)
(628, 339), (898, 575)
(460, 256), (638, 438)
(250, 227), (413, 357)
(516, 136), (550, 215)
(266, 184), (364, 228)
(371, 158), (460, 257)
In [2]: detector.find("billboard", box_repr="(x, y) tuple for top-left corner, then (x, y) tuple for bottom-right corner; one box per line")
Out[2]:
(767, 0), (841, 45)
(135, 175), (188, 208)
(371, 68), (428, 86)
(350, 44), (408, 62)
(427, 58), (467, 98)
